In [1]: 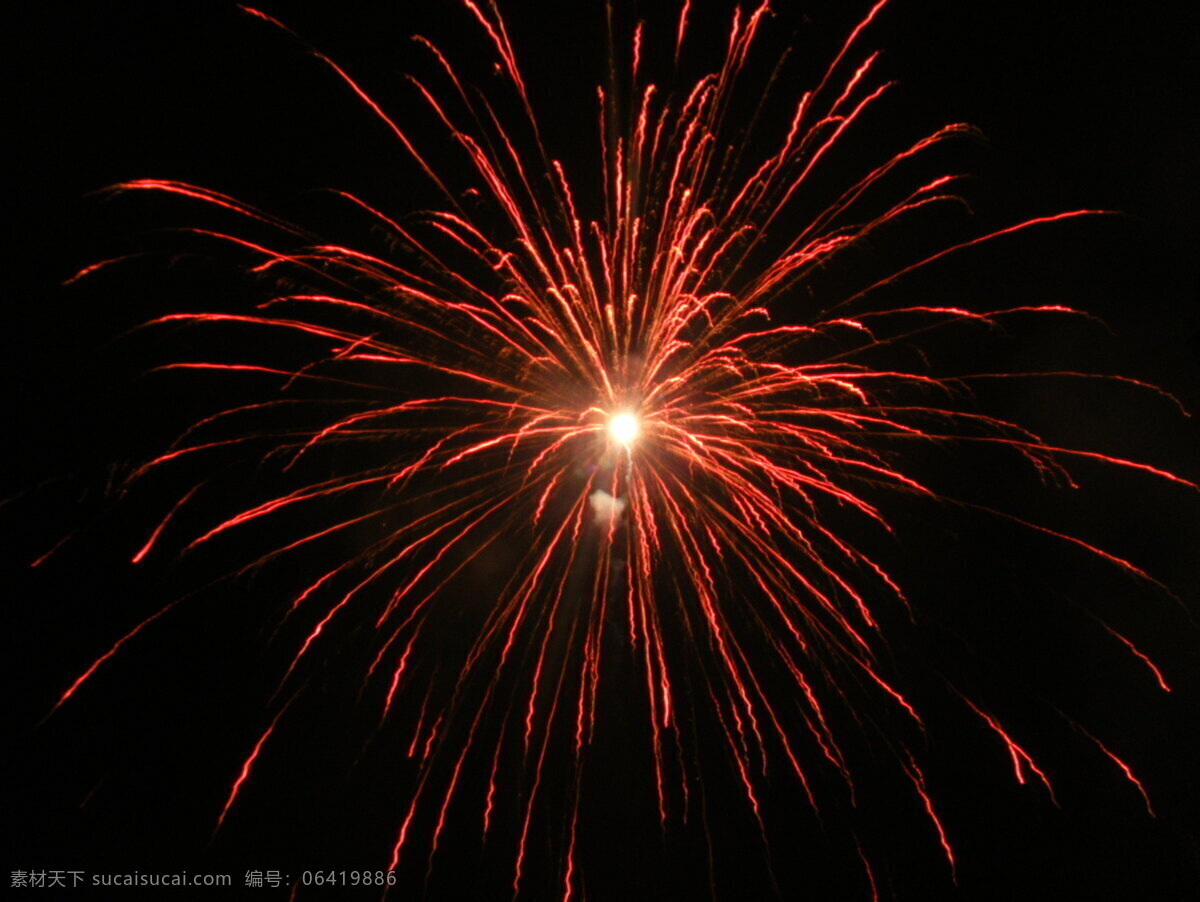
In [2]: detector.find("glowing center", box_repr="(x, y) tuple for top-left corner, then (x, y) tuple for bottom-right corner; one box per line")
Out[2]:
(608, 412), (640, 447)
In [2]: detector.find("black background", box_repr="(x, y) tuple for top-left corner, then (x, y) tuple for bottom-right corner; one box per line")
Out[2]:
(6, 1), (1199, 900)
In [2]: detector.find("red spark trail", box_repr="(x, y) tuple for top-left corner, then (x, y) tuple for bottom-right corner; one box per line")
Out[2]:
(52, 604), (178, 713)
(1102, 624), (1173, 692)
(216, 707), (288, 832)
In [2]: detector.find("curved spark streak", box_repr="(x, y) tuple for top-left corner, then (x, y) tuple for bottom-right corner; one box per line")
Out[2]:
(55, 0), (1192, 897)
(216, 721), (278, 832)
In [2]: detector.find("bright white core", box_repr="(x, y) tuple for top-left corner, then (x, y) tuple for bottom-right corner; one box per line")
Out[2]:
(608, 412), (640, 447)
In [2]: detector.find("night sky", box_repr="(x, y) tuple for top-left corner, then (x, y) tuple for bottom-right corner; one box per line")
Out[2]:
(6, 2), (1199, 900)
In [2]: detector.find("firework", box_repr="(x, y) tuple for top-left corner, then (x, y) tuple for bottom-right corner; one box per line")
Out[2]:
(48, 1), (1194, 897)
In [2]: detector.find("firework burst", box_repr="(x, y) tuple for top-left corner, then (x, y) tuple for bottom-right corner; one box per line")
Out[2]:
(47, 1), (1195, 897)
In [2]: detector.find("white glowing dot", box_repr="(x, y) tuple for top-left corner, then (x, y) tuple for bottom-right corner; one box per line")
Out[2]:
(609, 412), (640, 446)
